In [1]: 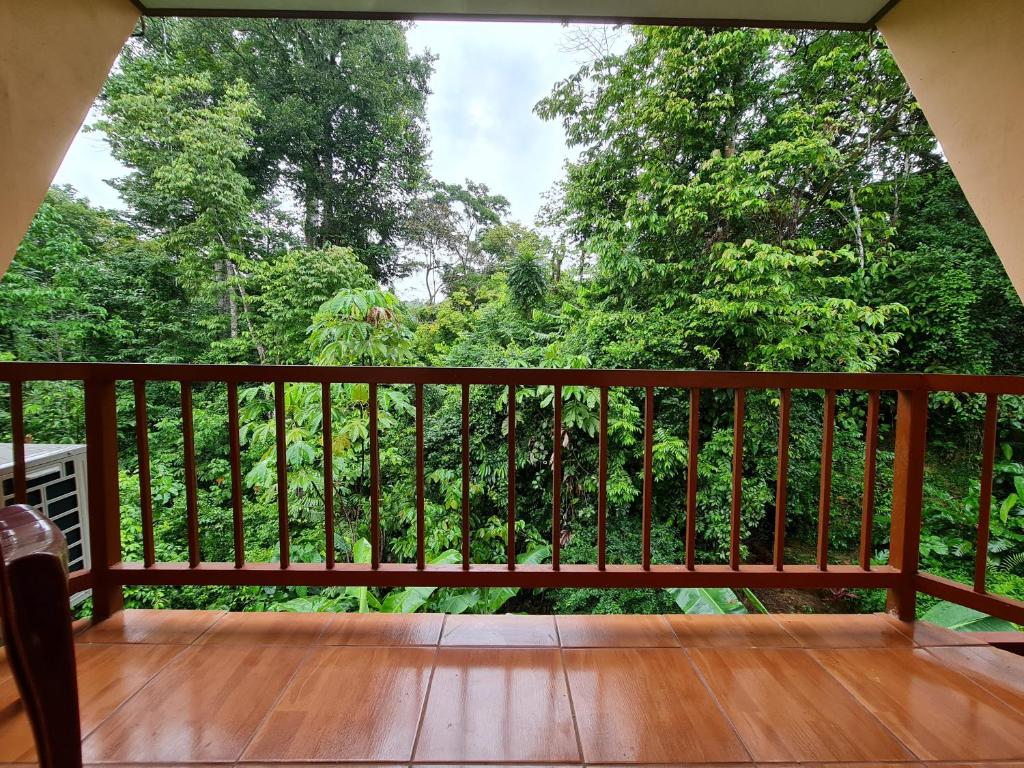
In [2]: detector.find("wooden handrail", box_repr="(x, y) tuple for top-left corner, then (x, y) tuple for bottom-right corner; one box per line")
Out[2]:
(2, 360), (1023, 625)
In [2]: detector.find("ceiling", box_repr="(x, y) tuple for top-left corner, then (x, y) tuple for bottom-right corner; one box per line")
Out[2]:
(132, 0), (901, 29)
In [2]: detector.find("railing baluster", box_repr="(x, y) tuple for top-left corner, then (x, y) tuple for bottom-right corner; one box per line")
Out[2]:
(552, 385), (562, 571)
(369, 381), (380, 570)
(462, 383), (471, 570)
(9, 380), (27, 503)
(860, 390), (880, 571)
(133, 380), (155, 567)
(227, 382), (245, 568)
(975, 393), (999, 593)
(181, 382), (200, 568)
(685, 388), (700, 571)
(417, 383), (426, 571)
(730, 389), (745, 570)
(84, 377), (123, 619)
(507, 383), (516, 570)
(321, 381), (334, 570)
(598, 386), (608, 571)
(774, 389), (791, 571)
(887, 388), (928, 620)
(274, 380), (289, 569)
(817, 389), (837, 571)
(642, 386), (654, 570)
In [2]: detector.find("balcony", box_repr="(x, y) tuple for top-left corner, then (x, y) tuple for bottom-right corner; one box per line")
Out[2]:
(2, 362), (1024, 766)
(2, 608), (1024, 765)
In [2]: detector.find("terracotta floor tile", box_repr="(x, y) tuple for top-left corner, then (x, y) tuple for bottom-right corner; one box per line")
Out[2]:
(556, 614), (678, 647)
(76, 609), (225, 645)
(883, 616), (987, 647)
(415, 648), (578, 763)
(689, 647), (912, 763)
(82, 644), (306, 763)
(440, 614), (557, 646)
(317, 612), (443, 646)
(926, 644), (1024, 715)
(814, 647), (1024, 761)
(196, 610), (330, 646)
(564, 647), (748, 764)
(667, 614), (800, 647)
(0, 643), (184, 763)
(774, 613), (916, 648)
(244, 646), (433, 762)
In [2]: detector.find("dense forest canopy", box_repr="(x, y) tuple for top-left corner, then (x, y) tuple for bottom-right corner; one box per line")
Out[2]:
(1, 21), (1023, 618)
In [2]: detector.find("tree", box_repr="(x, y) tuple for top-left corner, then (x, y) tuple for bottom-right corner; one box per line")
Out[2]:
(248, 246), (374, 363)
(97, 67), (265, 351)
(115, 17), (433, 281)
(403, 180), (511, 301)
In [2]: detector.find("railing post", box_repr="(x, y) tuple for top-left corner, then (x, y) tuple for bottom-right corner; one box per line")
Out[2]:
(887, 387), (928, 621)
(84, 377), (123, 620)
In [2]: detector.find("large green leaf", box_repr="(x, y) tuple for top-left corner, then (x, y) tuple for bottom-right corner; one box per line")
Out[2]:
(667, 587), (747, 614)
(379, 550), (462, 613)
(920, 601), (1015, 632)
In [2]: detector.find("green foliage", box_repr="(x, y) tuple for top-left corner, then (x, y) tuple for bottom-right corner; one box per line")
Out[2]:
(667, 588), (747, 614)
(7, 23), (1024, 623)
(114, 17), (433, 280)
(920, 601), (1015, 632)
(249, 246), (374, 363)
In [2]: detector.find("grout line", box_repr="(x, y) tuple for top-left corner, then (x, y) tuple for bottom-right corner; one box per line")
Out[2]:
(233, 642), (321, 762)
(408, 644), (441, 762)
(919, 644), (1024, 719)
(554, 617), (586, 764)
(679, 646), (755, 765)
(804, 646), (923, 762)
(189, 609), (230, 645)
(74, 642), (190, 749)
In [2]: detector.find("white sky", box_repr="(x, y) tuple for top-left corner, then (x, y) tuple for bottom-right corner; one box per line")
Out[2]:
(54, 21), (612, 229)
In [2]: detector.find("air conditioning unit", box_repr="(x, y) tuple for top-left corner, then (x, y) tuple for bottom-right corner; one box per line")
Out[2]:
(1, 443), (90, 605)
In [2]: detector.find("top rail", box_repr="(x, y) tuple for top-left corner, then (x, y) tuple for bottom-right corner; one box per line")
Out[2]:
(3, 361), (1024, 394)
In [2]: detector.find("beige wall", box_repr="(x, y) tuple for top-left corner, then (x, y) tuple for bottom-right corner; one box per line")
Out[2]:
(0, 0), (138, 278)
(879, 0), (1024, 302)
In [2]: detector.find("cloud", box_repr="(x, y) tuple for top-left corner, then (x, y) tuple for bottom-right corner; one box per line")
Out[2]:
(406, 20), (586, 225)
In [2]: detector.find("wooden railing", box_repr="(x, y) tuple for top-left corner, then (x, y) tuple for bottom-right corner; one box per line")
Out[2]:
(2, 361), (1023, 625)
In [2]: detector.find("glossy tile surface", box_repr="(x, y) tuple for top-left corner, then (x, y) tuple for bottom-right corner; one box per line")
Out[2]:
(774, 612), (916, 648)
(0, 643), (184, 762)
(7, 612), (1022, 767)
(318, 611), (443, 646)
(76, 609), (224, 645)
(416, 648), (578, 763)
(196, 610), (330, 646)
(82, 644), (306, 763)
(884, 615), (987, 646)
(689, 647), (912, 763)
(556, 613), (678, 647)
(245, 646), (432, 761)
(667, 613), (800, 647)
(815, 647), (1024, 760)
(565, 648), (749, 764)
(440, 614), (557, 646)
(926, 644), (1024, 715)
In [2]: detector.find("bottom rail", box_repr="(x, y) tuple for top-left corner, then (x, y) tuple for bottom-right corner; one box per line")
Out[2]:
(108, 562), (900, 590)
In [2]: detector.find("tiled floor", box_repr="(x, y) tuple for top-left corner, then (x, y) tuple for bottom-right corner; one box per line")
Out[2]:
(1, 610), (1023, 767)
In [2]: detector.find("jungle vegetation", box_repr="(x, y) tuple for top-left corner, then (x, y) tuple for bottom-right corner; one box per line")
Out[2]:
(2, 20), (1023, 619)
